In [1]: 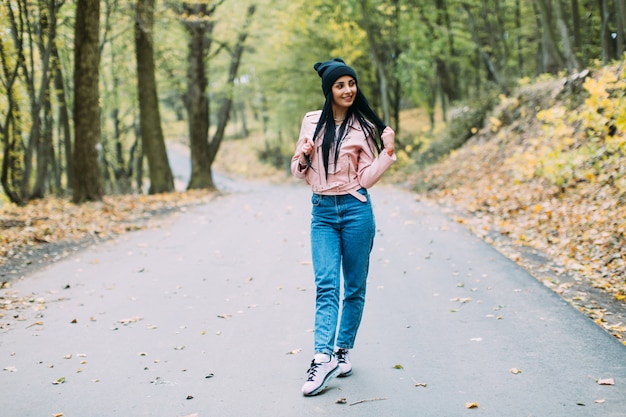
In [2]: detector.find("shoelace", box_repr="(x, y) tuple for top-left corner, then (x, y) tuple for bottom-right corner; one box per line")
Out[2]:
(306, 360), (321, 381)
(336, 349), (348, 363)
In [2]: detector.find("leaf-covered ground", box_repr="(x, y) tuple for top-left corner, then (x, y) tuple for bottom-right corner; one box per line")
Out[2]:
(0, 191), (216, 279)
(408, 64), (626, 343)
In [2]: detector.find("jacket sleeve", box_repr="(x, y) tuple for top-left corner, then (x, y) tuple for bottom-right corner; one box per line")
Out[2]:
(291, 116), (308, 179)
(356, 140), (396, 189)
(291, 111), (320, 179)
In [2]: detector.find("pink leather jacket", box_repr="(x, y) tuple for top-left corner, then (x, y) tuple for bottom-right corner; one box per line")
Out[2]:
(291, 110), (396, 202)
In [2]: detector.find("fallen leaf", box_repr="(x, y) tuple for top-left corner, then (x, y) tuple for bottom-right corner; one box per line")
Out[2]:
(118, 316), (142, 325)
(52, 376), (66, 385)
(286, 348), (302, 355)
(393, 364), (404, 370)
(465, 402), (479, 409)
(52, 413), (64, 417)
(415, 382), (427, 387)
(597, 378), (615, 385)
(509, 368), (522, 374)
(3, 366), (17, 372)
(186, 395), (194, 400)
(595, 399), (606, 404)
(335, 397), (347, 404)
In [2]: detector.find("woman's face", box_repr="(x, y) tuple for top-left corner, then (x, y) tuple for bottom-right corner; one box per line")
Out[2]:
(331, 75), (357, 110)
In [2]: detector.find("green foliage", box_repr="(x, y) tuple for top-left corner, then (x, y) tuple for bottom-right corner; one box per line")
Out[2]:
(506, 65), (626, 195)
(413, 92), (498, 167)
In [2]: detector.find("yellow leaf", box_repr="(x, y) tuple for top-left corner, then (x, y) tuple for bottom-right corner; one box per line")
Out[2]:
(465, 402), (479, 409)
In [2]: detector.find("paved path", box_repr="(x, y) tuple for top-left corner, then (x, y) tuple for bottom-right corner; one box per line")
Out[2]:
(1, 178), (625, 417)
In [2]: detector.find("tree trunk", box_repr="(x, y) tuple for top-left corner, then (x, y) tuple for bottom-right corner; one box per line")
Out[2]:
(72, 0), (103, 204)
(0, 12), (27, 206)
(534, 0), (564, 74)
(18, 0), (55, 201)
(52, 43), (73, 192)
(182, 1), (221, 190)
(462, 3), (509, 92)
(515, 0), (524, 76)
(32, 1), (58, 199)
(439, 0), (460, 102)
(571, 0), (582, 53)
(553, 0), (581, 70)
(616, 0), (626, 56)
(208, 5), (256, 171)
(358, 0), (392, 126)
(598, 0), (613, 64)
(135, 0), (174, 194)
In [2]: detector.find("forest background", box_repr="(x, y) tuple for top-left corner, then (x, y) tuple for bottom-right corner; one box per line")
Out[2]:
(0, 0), (625, 342)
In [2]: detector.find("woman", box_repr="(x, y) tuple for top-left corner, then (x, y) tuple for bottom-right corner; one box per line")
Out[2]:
(291, 58), (396, 396)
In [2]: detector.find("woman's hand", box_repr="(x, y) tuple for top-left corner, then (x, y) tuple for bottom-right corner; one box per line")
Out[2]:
(299, 138), (313, 165)
(381, 127), (395, 156)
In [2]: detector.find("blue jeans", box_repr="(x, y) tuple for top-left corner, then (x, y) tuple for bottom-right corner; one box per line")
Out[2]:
(310, 189), (376, 356)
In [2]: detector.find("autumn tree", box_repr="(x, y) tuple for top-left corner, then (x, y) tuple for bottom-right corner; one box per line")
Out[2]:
(135, 0), (174, 194)
(72, 0), (103, 203)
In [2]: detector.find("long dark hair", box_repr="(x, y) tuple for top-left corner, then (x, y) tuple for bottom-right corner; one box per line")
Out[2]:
(311, 87), (387, 178)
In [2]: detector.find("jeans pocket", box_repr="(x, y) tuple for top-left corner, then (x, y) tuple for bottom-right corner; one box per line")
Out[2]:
(311, 193), (321, 206)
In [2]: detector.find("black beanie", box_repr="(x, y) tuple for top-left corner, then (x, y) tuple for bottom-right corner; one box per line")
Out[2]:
(314, 58), (358, 96)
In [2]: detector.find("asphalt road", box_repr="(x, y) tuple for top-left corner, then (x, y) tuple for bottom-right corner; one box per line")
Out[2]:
(1, 176), (625, 417)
